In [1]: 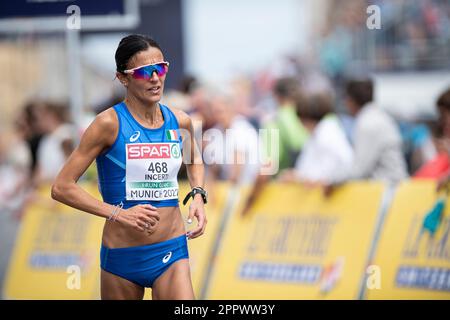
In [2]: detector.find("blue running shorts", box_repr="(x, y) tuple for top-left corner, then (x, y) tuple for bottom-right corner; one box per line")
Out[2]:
(100, 234), (189, 288)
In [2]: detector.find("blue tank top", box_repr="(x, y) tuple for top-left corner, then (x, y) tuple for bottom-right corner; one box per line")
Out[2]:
(96, 102), (183, 208)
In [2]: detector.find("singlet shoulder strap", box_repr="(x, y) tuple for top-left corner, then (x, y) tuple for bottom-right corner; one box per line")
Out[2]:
(159, 103), (181, 129)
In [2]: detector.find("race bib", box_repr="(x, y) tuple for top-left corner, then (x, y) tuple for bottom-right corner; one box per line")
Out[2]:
(125, 142), (182, 201)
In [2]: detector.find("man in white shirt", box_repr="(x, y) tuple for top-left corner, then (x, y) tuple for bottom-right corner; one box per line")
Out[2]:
(334, 78), (408, 185)
(279, 92), (354, 185)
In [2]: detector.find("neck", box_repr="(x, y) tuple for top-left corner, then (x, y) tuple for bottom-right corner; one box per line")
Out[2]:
(278, 98), (292, 107)
(224, 114), (236, 129)
(48, 120), (61, 133)
(125, 95), (162, 126)
(352, 105), (364, 116)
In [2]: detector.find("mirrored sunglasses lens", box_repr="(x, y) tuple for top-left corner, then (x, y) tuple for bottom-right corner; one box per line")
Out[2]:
(154, 63), (168, 77)
(132, 66), (150, 79)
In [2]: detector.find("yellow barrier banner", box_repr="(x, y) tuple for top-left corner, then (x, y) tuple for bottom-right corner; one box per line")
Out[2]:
(368, 180), (450, 299)
(207, 182), (385, 299)
(3, 183), (104, 299)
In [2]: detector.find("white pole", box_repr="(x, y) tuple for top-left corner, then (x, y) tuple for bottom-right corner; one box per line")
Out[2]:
(65, 27), (83, 141)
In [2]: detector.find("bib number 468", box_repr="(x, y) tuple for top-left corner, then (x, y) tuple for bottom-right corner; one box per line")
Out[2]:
(148, 162), (168, 174)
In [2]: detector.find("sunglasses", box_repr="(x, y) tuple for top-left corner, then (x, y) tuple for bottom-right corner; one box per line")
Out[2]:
(123, 61), (169, 80)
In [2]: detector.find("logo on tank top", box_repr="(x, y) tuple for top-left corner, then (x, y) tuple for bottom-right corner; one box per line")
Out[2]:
(130, 131), (141, 142)
(171, 144), (181, 159)
(128, 144), (172, 159)
(162, 251), (172, 264)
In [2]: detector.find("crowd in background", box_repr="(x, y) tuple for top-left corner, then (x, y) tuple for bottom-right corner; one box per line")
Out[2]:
(320, 0), (450, 77)
(0, 101), (76, 216)
(172, 74), (450, 214)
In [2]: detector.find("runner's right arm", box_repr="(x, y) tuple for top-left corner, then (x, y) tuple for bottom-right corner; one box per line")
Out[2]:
(51, 109), (159, 232)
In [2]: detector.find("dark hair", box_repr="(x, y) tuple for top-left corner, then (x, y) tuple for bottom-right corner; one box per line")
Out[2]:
(345, 78), (374, 108)
(273, 77), (300, 100)
(23, 100), (44, 125)
(43, 101), (71, 123)
(296, 92), (334, 122)
(115, 34), (162, 73)
(179, 75), (199, 94)
(437, 87), (450, 111)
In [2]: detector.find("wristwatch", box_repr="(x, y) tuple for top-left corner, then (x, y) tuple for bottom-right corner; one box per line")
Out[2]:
(183, 187), (208, 205)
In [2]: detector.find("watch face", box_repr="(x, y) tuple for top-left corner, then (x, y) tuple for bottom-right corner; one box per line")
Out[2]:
(192, 188), (207, 203)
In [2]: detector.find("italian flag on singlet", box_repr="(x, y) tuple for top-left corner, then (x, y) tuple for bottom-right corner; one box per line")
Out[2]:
(166, 129), (178, 141)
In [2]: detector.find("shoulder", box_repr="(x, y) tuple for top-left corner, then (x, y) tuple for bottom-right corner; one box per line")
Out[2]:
(165, 105), (192, 130)
(358, 104), (396, 131)
(356, 105), (380, 129)
(232, 116), (257, 134)
(82, 107), (119, 147)
(317, 114), (335, 128)
(314, 117), (334, 139)
(317, 116), (351, 147)
(94, 107), (118, 131)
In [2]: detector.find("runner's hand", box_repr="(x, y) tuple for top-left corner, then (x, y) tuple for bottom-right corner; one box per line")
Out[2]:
(186, 195), (207, 240)
(116, 204), (160, 234)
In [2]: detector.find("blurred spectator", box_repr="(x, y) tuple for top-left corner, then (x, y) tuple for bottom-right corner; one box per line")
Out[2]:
(241, 77), (309, 215)
(179, 74), (199, 95)
(0, 114), (31, 213)
(436, 87), (450, 140)
(399, 121), (438, 175)
(329, 78), (408, 186)
(204, 90), (260, 187)
(422, 87), (450, 183)
(34, 102), (76, 184)
(229, 76), (260, 129)
(263, 77), (309, 171)
(188, 84), (216, 132)
(161, 75), (198, 114)
(22, 101), (45, 176)
(279, 92), (353, 185)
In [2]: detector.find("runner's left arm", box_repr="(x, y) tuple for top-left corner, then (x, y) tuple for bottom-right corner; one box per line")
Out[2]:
(174, 109), (207, 239)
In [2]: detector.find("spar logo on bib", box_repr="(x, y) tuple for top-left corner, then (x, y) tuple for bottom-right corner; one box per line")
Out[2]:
(171, 144), (181, 159)
(127, 143), (172, 159)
